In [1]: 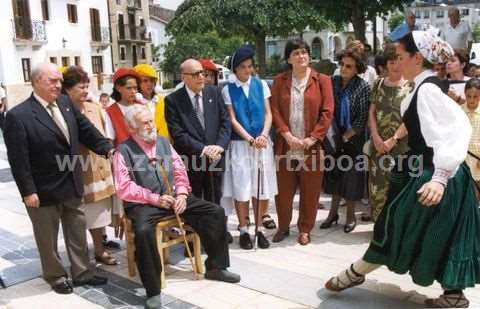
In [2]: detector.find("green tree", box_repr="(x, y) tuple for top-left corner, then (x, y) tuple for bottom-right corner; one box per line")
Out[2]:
(473, 22), (480, 43)
(160, 31), (244, 74)
(167, 0), (331, 76)
(265, 54), (285, 77)
(310, 0), (412, 43)
(388, 12), (405, 31)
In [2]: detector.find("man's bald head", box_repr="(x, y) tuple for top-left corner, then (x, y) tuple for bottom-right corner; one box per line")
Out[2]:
(31, 63), (62, 85)
(448, 7), (460, 25)
(31, 63), (63, 103)
(180, 58), (205, 93)
(180, 59), (202, 73)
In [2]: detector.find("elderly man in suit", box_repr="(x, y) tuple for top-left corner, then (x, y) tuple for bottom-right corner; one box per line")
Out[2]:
(165, 59), (233, 242)
(3, 63), (113, 294)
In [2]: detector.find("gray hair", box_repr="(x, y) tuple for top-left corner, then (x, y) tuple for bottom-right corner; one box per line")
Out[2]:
(31, 63), (60, 85)
(124, 104), (149, 129)
(404, 8), (415, 17)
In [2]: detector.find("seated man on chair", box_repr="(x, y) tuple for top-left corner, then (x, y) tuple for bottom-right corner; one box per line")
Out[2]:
(112, 104), (240, 309)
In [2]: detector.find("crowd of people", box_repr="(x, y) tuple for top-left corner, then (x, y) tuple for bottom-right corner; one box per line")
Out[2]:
(2, 11), (480, 308)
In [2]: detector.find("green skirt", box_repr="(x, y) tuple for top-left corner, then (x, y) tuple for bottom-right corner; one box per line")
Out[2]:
(364, 162), (480, 290)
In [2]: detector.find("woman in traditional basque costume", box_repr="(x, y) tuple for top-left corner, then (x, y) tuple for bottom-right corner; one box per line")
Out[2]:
(324, 30), (480, 308)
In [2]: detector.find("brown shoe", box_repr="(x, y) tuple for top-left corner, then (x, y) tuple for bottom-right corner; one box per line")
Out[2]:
(95, 252), (119, 265)
(297, 233), (310, 245)
(325, 264), (365, 292)
(424, 293), (469, 308)
(272, 230), (290, 243)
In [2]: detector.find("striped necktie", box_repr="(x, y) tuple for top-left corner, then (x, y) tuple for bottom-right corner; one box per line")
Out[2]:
(46, 103), (70, 143)
(194, 93), (205, 129)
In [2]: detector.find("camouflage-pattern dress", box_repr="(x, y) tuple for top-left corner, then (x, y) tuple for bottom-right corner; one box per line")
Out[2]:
(368, 78), (411, 221)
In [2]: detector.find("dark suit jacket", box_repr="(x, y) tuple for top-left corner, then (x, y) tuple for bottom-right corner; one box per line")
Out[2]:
(3, 94), (113, 206)
(165, 85), (231, 171)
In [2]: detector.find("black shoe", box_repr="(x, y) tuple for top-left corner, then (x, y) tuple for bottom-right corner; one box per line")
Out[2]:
(226, 232), (233, 244)
(256, 231), (270, 249)
(145, 295), (162, 309)
(204, 269), (241, 283)
(102, 235), (121, 249)
(272, 229), (290, 243)
(344, 220), (357, 233)
(52, 281), (73, 294)
(73, 275), (108, 287)
(319, 214), (339, 229)
(239, 233), (253, 250)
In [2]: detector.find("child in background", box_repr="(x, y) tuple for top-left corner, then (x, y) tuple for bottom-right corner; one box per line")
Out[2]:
(463, 78), (480, 188)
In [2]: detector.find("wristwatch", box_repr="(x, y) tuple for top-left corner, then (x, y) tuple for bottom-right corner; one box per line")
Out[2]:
(249, 138), (255, 146)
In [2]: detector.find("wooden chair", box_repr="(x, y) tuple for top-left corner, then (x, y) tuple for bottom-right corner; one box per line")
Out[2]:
(121, 216), (203, 289)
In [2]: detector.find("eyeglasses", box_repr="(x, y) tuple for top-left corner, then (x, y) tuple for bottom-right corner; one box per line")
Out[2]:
(183, 70), (205, 79)
(339, 62), (354, 69)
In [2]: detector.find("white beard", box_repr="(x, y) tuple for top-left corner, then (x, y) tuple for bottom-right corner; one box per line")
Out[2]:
(139, 130), (157, 143)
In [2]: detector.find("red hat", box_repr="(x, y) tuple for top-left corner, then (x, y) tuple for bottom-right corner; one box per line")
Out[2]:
(198, 58), (218, 72)
(112, 67), (140, 84)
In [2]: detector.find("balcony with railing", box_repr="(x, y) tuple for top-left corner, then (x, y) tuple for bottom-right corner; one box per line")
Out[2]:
(118, 24), (151, 42)
(127, 0), (142, 10)
(90, 26), (111, 48)
(12, 18), (47, 46)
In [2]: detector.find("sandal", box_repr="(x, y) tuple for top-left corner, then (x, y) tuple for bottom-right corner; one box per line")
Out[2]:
(325, 264), (365, 292)
(262, 215), (277, 229)
(95, 252), (119, 265)
(297, 233), (310, 246)
(425, 293), (469, 308)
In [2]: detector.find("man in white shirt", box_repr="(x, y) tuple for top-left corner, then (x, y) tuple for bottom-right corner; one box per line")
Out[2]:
(441, 7), (472, 50)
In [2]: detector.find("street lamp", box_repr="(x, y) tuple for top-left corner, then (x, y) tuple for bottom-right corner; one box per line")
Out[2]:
(62, 37), (67, 48)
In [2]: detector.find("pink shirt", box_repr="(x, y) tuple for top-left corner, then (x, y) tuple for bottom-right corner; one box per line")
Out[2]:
(113, 136), (191, 205)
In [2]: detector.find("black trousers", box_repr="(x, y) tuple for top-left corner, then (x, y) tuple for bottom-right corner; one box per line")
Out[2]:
(125, 195), (230, 297)
(188, 170), (223, 205)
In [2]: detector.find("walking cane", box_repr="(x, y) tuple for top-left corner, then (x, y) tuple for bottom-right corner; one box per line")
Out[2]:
(157, 158), (199, 279)
(253, 148), (264, 251)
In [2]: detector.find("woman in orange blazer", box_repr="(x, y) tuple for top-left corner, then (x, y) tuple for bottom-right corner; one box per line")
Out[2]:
(271, 39), (334, 245)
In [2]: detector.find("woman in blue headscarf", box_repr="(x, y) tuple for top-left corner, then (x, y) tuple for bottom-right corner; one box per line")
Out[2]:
(321, 49), (370, 234)
(220, 46), (278, 250)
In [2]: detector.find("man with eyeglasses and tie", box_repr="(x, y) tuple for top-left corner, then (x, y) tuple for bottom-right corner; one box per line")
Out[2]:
(165, 59), (233, 243)
(3, 63), (113, 294)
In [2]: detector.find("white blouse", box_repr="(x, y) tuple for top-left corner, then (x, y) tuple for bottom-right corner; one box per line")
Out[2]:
(400, 70), (471, 183)
(221, 74), (271, 105)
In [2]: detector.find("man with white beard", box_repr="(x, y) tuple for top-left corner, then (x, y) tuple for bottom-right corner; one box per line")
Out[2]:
(112, 104), (240, 309)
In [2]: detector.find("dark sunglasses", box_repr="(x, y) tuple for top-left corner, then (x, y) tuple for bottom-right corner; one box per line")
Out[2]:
(183, 70), (205, 78)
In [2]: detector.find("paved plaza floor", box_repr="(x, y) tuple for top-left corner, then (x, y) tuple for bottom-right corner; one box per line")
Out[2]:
(0, 135), (479, 309)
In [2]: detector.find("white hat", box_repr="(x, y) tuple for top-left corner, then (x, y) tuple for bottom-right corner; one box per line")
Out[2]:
(412, 30), (454, 64)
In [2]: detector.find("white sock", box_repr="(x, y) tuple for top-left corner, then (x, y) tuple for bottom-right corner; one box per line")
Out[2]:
(256, 226), (265, 233)
(334, 259), (380, 288)
(239, 226), (249, 234)
(352, 259), (380, 275)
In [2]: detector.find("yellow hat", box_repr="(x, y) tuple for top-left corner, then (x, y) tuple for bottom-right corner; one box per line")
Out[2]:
(59, 66), (68, 74)
(133, 64), (158, 80)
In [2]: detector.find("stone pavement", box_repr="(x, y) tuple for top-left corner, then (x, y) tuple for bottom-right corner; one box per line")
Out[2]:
(1, 134), (480, 309)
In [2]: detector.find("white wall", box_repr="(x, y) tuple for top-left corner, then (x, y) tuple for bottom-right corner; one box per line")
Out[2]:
(150, 17), (168, 61)
(0, 0), (113, 105)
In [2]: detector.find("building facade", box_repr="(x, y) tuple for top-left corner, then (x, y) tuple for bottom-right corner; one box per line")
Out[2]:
(0, 0), (113, 107)
(108, 0), (152, 71)
(410, 0), (479, 31)
(149, 2), (174, 85)
(266, 16), (388, 63)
